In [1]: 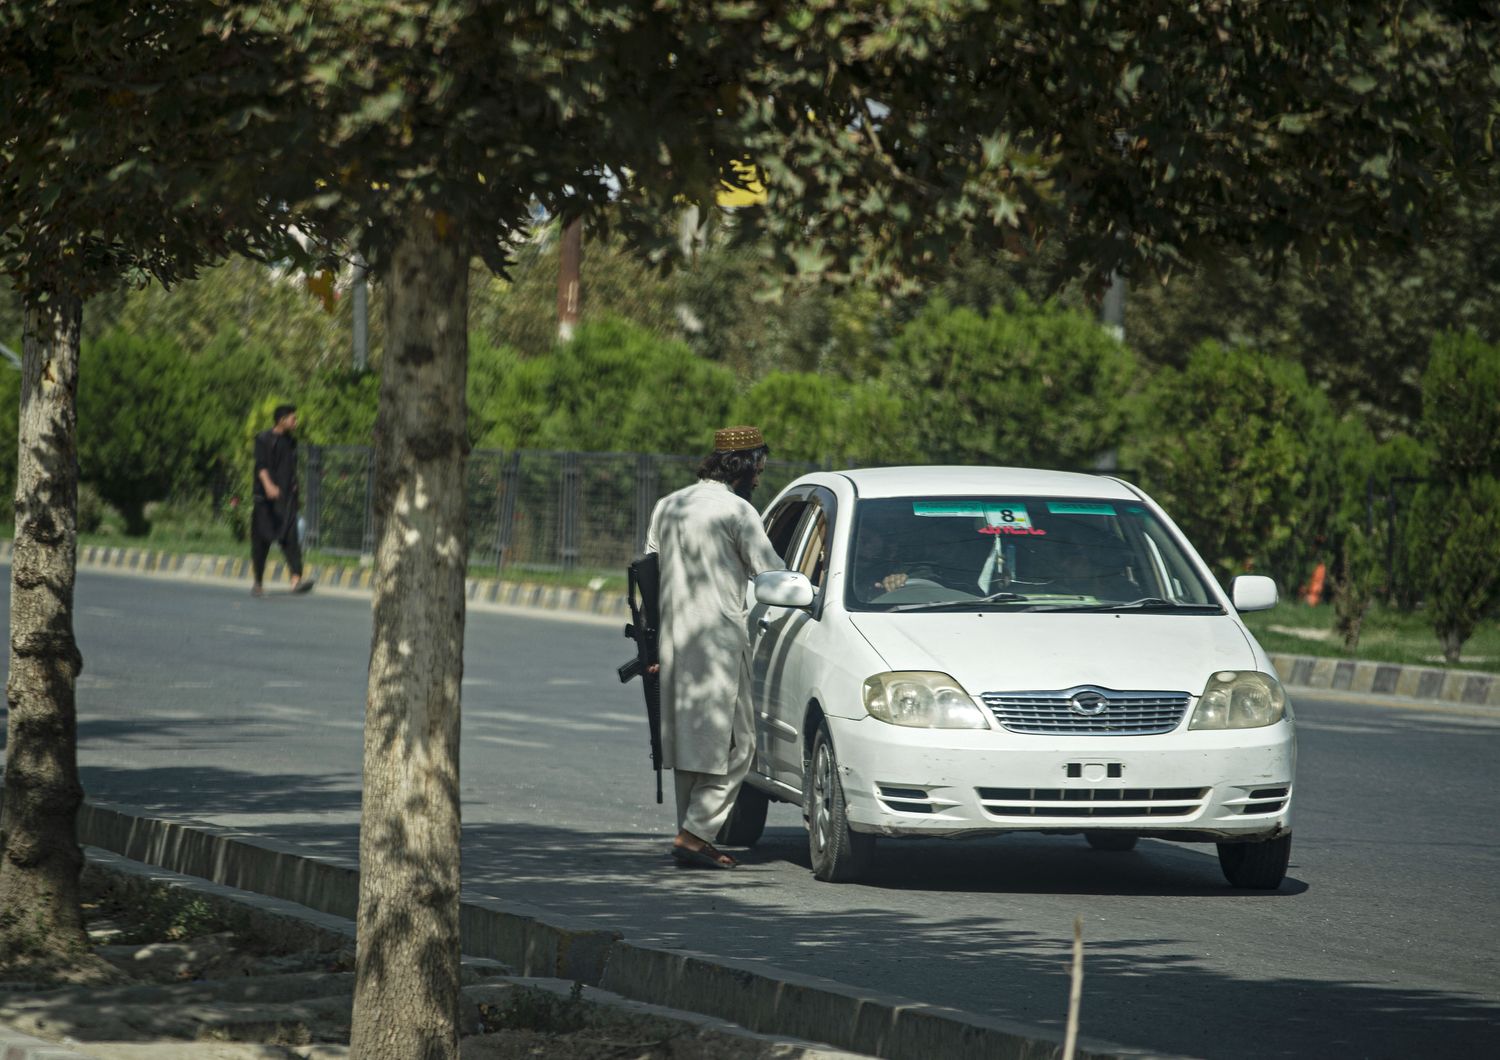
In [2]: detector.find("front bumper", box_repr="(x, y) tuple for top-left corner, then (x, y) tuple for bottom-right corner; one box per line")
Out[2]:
(829, 714), (1295, 842)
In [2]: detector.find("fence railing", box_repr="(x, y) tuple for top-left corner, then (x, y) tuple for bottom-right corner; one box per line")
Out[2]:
(300, 445), (824, 573)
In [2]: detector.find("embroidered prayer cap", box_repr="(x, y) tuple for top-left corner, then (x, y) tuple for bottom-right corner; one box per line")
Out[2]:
(713, 425), (766, 452)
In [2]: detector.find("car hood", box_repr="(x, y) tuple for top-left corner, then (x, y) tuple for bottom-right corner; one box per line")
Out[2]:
(846, 611), (1257, 694)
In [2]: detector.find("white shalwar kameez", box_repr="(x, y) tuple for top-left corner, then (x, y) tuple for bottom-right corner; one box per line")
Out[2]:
(646, 479), (783, 842)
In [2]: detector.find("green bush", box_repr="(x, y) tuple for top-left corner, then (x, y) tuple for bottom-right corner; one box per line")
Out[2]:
(469, 340), (546, 449)
(509, 318), (734, 455)
(1416, 330), (1500, 479)
(731, 372), (915, 465)
(1122, 341), (1339, 589)
(76, 482), (127, 536)
(77, 330), (205, 532)
(1323, 427), (1431, 649)
(145, 496), (233, 545)
(880, 295), (1139, 469)
(1409, 331), (1500, 660)
(1408, 476), (1500, 664)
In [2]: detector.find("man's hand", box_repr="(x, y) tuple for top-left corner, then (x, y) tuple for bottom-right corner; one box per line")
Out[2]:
(648, 664), (660, 675)
(877, 572), (908, 593)
(264, 482), (281, 500)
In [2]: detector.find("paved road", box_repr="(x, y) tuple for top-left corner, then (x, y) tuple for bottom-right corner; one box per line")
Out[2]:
(3, 568), (1498, 1059)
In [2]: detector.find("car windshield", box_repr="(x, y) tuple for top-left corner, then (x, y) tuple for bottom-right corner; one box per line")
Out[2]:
(843, 495), (1223, 613)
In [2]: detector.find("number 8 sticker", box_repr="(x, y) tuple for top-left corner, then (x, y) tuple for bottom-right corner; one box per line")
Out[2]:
(986, 504), (1032, 529)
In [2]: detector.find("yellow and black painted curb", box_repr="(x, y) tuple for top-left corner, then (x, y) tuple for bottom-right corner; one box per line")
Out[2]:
(0, 539), (631, 621)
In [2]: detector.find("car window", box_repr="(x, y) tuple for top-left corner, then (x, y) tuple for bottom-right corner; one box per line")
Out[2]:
(844, 495), (1220, 612)
(796, 506), (829, 592)
(764, 499), (810, 562)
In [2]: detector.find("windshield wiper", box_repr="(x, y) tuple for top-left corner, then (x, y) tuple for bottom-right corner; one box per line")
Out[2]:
(888, 592), (1030, 613)
(1028, 597), (1223, 613)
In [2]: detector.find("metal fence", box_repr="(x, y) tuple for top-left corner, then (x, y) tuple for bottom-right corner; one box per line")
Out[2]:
(300, 445), (823, 573)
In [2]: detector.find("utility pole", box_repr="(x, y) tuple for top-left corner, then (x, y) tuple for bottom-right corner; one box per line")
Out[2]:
(556, 218), (582, 343)
(352, 252), (369, 372)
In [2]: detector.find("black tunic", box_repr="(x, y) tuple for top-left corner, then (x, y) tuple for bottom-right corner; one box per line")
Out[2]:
(252, 430), (298, 544)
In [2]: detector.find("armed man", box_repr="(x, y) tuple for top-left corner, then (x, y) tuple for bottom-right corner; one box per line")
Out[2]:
(644, 426), (784, 870)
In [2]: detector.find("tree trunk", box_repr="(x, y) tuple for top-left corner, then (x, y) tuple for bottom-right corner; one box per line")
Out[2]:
(348, 214), (469, 1060)
(0, 291), (88, 965)
(556, 217), (582, 343)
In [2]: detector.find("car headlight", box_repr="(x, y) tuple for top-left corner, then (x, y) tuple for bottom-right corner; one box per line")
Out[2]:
(1189, 671), (1288, 729)
(862, 671), (989, 729)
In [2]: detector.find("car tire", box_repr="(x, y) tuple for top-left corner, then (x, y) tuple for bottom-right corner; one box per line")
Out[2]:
(1085, 831), (1138, 852)
(1217, 834), (1292, 889)
(807, 725), (875, 883)
(716, 781), (770, 848)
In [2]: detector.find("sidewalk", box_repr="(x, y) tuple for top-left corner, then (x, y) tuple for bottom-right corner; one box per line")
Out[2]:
(0, 810), (1167, 1060)
(9, 538), (1497, 710)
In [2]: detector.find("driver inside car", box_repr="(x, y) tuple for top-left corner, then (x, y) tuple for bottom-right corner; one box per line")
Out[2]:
(852, 517), (989, 601)
(851, 518), (912, 599)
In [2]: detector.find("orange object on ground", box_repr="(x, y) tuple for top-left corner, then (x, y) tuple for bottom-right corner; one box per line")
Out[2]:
(1302, 562), (1327, 605)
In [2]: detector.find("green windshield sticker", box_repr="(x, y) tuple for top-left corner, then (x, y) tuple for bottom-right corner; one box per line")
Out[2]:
(1047, 502), (1117, 516)
(913, 501), (987, 517)
(913, 501), (1035, 528)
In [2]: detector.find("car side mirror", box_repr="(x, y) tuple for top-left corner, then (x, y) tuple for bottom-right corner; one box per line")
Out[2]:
(755, 570), (814, 609)
(1232, 575), (1278, 612)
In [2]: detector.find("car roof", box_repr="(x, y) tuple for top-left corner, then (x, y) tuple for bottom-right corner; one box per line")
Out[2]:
(827, 465), (1140, 500)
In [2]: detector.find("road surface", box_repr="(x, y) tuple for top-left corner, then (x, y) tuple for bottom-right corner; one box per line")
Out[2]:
(3, 568), (1497, 1058)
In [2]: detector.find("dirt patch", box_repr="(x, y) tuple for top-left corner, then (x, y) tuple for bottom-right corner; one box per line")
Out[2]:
(0, 866), (849, 1060)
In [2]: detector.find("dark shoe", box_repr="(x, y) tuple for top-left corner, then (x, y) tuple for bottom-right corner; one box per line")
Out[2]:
(250, 585), (264, 598)
(291, 578), (315, 594)
(671, 843), (737, 870)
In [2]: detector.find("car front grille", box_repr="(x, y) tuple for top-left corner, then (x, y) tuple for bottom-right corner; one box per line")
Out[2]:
(981, 687), (1190, 735)
(976, 786), (1209, 818)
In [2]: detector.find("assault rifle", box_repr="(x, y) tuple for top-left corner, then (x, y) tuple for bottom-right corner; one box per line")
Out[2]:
(617, 553), (663, 803)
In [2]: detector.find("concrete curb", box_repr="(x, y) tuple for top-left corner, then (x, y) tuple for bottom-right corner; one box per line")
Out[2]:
(75, 801), (1171, 1060)
(0, 1027), (99, 1060)
(1267, 651), (1500, 708)
(0, 540), (632, 621)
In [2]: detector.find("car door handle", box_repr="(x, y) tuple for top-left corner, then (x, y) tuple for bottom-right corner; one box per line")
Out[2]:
(757, 617), (772, 634)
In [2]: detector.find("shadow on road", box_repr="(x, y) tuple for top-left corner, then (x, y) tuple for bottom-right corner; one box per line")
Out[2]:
(1, 711), (1493, 1060)
(50, 796), (1472, 1060)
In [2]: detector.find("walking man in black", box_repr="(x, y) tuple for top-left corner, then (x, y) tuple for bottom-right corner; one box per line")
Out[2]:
(251, 404), (312, 596)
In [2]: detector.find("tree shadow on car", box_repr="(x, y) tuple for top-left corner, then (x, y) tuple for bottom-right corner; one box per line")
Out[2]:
(742, 826), (1310, 897)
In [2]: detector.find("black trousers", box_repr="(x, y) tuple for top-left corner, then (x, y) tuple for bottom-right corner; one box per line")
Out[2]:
(251, 499), (303, 583)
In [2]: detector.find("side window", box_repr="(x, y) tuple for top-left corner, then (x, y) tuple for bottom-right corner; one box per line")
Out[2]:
(765, 500), (810, 562)
(796, 507), (830, 592)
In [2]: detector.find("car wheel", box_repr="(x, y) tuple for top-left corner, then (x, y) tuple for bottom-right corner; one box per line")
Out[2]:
(1085, 831), (1138, 852)
(716, 782), (770, 847)
(807, 725), (875, 883)
(1217, 834), (1292, 889)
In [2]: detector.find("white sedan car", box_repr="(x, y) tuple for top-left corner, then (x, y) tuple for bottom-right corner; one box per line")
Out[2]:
(724, 466), (1296, 888)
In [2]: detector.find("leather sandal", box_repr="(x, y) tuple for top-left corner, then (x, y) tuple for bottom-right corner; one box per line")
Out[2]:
(670, 842), (737, 870)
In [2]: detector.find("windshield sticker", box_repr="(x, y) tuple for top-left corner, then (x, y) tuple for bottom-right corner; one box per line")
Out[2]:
(913, 501), (987, 517)
(1047, 502), (1117, 516)
(913, 501), (1041, 533)
(983, 504), (1032, 528)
